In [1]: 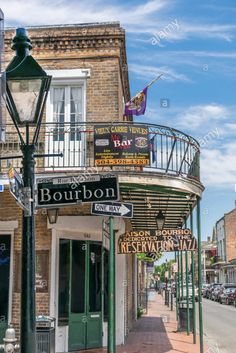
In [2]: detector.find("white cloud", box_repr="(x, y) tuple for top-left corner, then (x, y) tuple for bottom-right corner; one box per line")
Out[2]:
(144, 102), (236, 187)
(2, 0), (236, 44)
(129, 63), (192, 83)
(201, 146), (236, 187)
(1, 0), (169, 28)
(176, 104), (229, 130)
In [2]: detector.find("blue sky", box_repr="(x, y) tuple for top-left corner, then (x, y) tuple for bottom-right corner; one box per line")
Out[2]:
(2, 0), (236, 253)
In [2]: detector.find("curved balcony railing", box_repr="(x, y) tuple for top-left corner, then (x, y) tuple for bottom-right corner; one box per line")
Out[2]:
(0, 122), (200, 181)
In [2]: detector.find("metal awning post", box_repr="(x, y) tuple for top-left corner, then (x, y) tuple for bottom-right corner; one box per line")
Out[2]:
(185, 249), (190, 335)
(197, 198), (204, 353)
(180, 251), (184, 300)
(108, 216), (116, 353)
(190, 209), (196, 344)
(175, 252), (178, 320)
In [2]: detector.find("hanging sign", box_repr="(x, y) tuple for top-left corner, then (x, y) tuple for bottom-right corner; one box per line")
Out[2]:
(118, 228), (197, 254)
(94, 124), (150, 166)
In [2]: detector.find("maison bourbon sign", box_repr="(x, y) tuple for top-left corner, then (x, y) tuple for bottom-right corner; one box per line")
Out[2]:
(118, 228), (197, 254)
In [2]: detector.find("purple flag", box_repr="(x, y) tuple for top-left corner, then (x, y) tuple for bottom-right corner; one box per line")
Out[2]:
(124, 86), (148, 116)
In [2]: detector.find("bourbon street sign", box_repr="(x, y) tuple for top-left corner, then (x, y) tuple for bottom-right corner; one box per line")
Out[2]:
(118, 228), (197, 254)
(36, 173), (119, 208)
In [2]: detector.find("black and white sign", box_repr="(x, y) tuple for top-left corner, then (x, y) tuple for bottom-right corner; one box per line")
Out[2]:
(8, 168), (24, 203)
(36, 173), (119, 208)
(91, 202), (133, 218)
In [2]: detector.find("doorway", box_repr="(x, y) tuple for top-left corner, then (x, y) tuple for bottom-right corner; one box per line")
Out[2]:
(46, 85), (85, 169)
(58, 239), (103, 351)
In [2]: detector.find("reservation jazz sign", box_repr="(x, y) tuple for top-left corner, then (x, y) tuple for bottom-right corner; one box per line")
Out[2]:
(94, 124), (150, 166)
(118, 229), (197, 254)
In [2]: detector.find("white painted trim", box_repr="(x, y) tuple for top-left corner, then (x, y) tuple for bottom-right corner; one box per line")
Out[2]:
(0, 231), (15, 324)
(46, 69), (90, 79)
(8, 233), (14, 324)
(0, 221), (18, 231)
(49, 215), (127, 350)
(50, 228), (57, 319)
(48, 215), (104, 235)
(0, 221), (18, 324)
(45, 68), (88, 171)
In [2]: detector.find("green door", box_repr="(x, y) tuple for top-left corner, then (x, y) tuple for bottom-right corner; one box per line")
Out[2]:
(60, 240), (102, 351)
(86, 243), (102, 349)
(68, 240), (87, 351)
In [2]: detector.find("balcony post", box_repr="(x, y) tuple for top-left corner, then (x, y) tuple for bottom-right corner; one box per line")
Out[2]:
(197, 197), (204, 353)
(108, 216), (116, 353)
(190, 209), (196, 344)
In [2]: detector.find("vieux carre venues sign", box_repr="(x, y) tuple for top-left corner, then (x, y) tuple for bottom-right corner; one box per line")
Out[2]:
(118, 228), (197, 254)
(94, 124), (150, 166)
(36, 173), (119, 208)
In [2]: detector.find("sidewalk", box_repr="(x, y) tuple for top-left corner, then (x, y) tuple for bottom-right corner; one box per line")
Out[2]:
(80, 292), (205, 353)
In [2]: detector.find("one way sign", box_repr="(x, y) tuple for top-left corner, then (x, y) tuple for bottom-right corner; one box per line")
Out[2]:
(91, 202), (133, 218)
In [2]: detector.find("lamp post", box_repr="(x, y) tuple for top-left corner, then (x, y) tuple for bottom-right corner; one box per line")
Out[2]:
(5, 28), (51, 353)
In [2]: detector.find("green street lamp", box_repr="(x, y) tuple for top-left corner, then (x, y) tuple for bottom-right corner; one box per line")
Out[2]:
(5, 28), (51, 353)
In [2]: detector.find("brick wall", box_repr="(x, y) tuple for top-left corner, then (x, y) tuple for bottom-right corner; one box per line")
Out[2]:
(4, 23), (130, 125)
(0, 190), (51, 335)
(1, 22), (132, 340)
(224, 208), (236, 262)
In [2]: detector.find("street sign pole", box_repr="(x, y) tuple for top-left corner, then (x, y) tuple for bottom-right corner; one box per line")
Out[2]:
(108, 216), (116, 353)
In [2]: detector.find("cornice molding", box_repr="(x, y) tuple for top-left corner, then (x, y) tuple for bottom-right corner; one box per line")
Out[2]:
(5, 25), (131, 101)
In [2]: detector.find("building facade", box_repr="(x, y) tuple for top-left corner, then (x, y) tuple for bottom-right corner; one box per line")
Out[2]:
(214, 206), (236, 283)
(0, 21), (204, 352)
(201, 235), (217, 284)
(0, 22), (137, 351)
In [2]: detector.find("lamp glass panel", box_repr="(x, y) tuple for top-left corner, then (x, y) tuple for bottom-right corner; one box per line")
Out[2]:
(8, 79), (42, 123)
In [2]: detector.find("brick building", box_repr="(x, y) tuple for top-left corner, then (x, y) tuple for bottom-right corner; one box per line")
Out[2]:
(0, 21), (204, 353)
(0, 22), (137, 351)
(214, 205), (236, 283)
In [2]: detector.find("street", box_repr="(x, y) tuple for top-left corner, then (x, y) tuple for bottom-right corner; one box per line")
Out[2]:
(202, 298), (236, 353)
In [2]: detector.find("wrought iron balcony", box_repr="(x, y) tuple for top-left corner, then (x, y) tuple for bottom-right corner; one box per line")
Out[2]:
(0, 121), (200, 182)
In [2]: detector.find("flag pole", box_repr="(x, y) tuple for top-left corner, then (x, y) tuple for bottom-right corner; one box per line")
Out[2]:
(147, 74), (164, 88)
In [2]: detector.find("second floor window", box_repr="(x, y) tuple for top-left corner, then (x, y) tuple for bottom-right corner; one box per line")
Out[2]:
(53, 86), (84, 142)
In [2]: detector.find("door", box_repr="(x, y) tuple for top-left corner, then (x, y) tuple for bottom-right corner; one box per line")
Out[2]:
(68, 240), (87, 351)
(46, 85), (85, 169)
(58, 239), (102, 351)
(86, 243), (102, 349)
